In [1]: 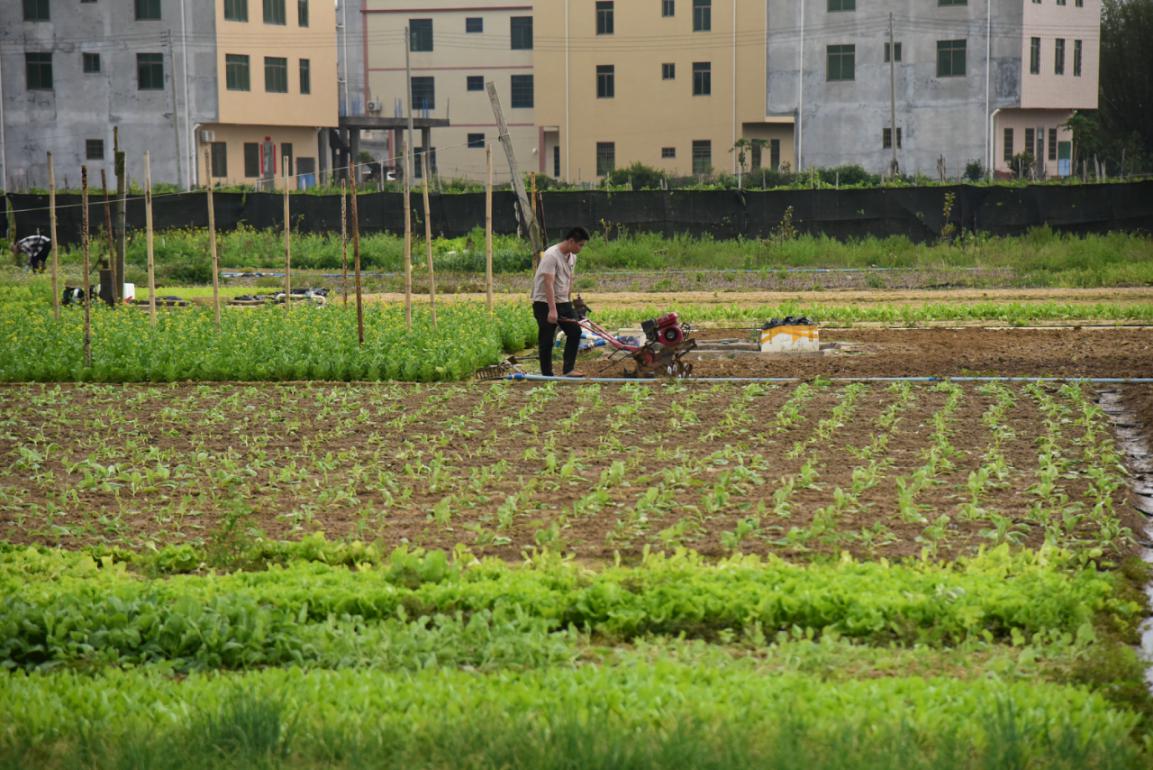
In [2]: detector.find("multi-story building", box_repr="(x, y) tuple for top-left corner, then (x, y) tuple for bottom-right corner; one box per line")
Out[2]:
(0, 0), (338, 191)
(361, 0), (536, 182)
(764, 0), (1099, 177)
(534, 0), (790, 182)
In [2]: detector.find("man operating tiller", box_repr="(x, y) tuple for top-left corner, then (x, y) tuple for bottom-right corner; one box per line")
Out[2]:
(531, 227), (590, 378)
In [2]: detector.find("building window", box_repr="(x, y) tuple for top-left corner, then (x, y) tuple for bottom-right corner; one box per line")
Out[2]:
(828, 0), (854, 11)
(692, 62), (711, 95)
(23, 0), (50, 21)
(770, 139), (781, 170)
(939, 0), (966, 5)
(297, 0), (308, 26)
(1073, 39), (1082, 76)
(210, 142), (228, 177)
(264, 56), (287, 92)
(25, 52), (53, 90)
(936, 39), (966, 77)
(596, 65), (615, 98)
(662, 62), (675, 80)
(137, 53), (164, 90)
(596, 142), (615, 176)
(510, 74), (533, 108)
(511, 16), (533, 49)
(1075, 0), (1082, 6)
(282, 142), (294, 177)
(224, 0), (247, 21)
(244, 143), (260, 177)
(82, 53), (101, 73)
(467, 75), (484, 91)
(661, 146), (676, 158)
(1025, 128), (1035, 160)
(299, 59), (310, 94)
(411, 76), (435, 111)
(226, 54), (250, 90)
(86, 139), (104, 160)
(263, 0), (285, 25)
(692, 140), (711, 175)
(1054, 38), (1065, 75)
(553, 146), (561, 177)
(884, 42), (902, 62)
(1048, 128), (1057, 160)
(693, 0), (711, 31)
(1035, 130), (1044, 161)
(466, 16), (483, 32)
(596, 1), (614, 34)
(827, 44), (855, 81)
(135, 0), (160, 20)
(1029, 37), (1040, 74)
(662, 0), (675, 16)
(410, 19), (433, 51)
(467, 133), (485, 149)
(882, 127), (902, 148)
(1003, 127), (1013, 162)
(1057, 0), (1065, 5)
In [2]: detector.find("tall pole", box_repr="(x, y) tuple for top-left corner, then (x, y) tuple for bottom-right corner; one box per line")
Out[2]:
(47, 152), (59, 321)
(340, 179), (349, 306)
(114, 128), (126, 294)
(205, 148), (221, 331)
(283, 154), (292, 312)
(144, 152), (157, 324)
(404, 25), (415, 330)
(888, 13), (899, 178)
(100, 169), (116, 303)
(81, 167), (92, 367)
(486, 81), (542, 262)
(422, 151), (437, 329)
(350, 174), (364, 346)
(485, 143), (494, 315)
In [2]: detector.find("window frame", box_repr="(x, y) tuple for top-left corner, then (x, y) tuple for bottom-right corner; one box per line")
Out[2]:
(692, 61), (711, 95)
(409, 19), (433, 52)
(883, 41), (902, 63)
(411, 75), (435, 111)
(264, 56), (288, 93)
(596, 142), (615, 177)
(662, 0), (675, 16)
(662, 62), (675, 80)
(134, 0), (161, 21)
(827, 0), (855, 11)
(244, 143), (261, 178)
(692, 0), (711, 31)
(224, 0), (248, 21)
(226, 54), (251, 91)
(82, 52), (102, 74)
(1054, 38), (1065, 75)
(299, 58), (310, 94)
(466, 75), (484, 91)
(467, 133), (485, 149)
(882, 127), (902, 149)
(938, 0), (966, 5)
(691, 139), (711, 175)
(137, 52), (165, 90)
(661, 146), (676, 158)
(1003, 127), (1014, 162)
(936, 39), (967, 78)
(210, 142), (228, 178)
(1073, 39), (1082, 77)
(297, 0), (308, 27)
(263, 0), (285, 25)
(510, 16), (533, 50)
(465, 16), (483, 33)
(827, 44), (855, 81)
(510, 74), (534, 108)
(596, 1), (614, 35)
(25, 52), (53, 91)
(23, 0), (50, 21)
(596, 64), (615, 98)
(1029, 37), (1040, 74)
(86, 139), (104, 161)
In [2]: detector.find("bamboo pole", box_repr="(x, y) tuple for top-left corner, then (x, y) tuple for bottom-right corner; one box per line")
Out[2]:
(350, 174), (364, 346)
(144, 152), (157, 324)
(47, 152), (60, 321)
(283, 154), (292, 312)
(421, 151), (437, 329)
(80, 167), (92, 367)
(340, 179), (349, 306)
(205, 149), (221, 331)
(485, 144), (494, 315)
(100, 169), (116, 304)
(403, 146), (413, 329)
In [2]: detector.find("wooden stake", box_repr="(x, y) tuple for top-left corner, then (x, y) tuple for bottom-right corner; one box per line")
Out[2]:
(283, 155), (291, 312)
(145, 152), (157, 324)
(340, 179), (349, 306)
(350, 174), (364, 346)
(421, 151), (437, 329)
(485, 143), (494, 315)
(81, 167), (92, 367)
(403, 146), (413, 329)
(205, 149), (221, 331)
(100, 169), (116, 304)
(47, 152), (60, 321)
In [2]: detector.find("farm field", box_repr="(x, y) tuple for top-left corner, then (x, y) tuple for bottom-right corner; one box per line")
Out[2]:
(2, 253), (1153, 766)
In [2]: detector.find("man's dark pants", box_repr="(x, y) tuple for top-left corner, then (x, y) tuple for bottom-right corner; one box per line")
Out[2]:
(533, 301), (581, 376)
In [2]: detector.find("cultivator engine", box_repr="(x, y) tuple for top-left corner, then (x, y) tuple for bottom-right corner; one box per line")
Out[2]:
(571, 297), (696, 378)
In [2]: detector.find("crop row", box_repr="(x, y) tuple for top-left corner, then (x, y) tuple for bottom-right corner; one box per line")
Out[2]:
(0, 661), (1144, 770)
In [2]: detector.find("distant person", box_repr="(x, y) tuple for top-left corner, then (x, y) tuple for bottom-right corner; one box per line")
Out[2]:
(13, 231), (51, 273)
(531, 227), (590, 377)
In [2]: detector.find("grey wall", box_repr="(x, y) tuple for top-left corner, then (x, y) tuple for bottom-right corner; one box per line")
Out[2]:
(0, 0), (218, 191)
(766, 0), (1024, 176)
(337, 0), (365, 117)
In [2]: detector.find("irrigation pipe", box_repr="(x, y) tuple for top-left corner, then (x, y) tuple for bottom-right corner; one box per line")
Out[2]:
(502, 374), (1153, 385)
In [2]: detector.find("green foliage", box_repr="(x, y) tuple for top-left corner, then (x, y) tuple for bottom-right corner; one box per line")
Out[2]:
(603, 162), (669, 190)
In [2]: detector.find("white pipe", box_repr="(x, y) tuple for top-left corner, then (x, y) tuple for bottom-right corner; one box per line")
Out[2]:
(0, 47), (7, 190)
(731, 0), (737, 175)
(984, 0), (992, 180)
(988, 107), (1002, 178)
(564, 0), (570, 181)
(797, 0), (805, 171)
(504, 374), (1153, 385)
(180, 0), (193, 189)
(341, 0), (350, 115)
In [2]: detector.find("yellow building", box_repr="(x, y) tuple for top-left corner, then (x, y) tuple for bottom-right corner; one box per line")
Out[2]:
(199, 0), (339, 188)
(533, 0), (791, 181)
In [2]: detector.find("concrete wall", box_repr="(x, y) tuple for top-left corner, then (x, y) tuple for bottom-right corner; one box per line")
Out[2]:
(534, 0), (768, 182)
(338, 0), (366, 118)
(362, 0), (535, 183)
(1019, 0), (1098, 109)
(0, 0), (218, 190)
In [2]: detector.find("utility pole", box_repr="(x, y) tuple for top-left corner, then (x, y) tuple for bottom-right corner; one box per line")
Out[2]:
(888, 13), (899, 178)
(403, 25), (415, 329)
(486, 81), (542, 263)
(114, 127), (126, 303)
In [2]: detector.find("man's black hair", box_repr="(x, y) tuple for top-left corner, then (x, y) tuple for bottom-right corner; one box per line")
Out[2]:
(564, 227), (590, 243)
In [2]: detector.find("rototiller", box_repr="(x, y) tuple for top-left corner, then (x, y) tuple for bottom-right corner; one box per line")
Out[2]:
(566, 296), (696, 378)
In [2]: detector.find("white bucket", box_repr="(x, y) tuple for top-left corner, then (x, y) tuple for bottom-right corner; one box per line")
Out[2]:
(123, 282), (136, 302)
(760, 325), (820, 353)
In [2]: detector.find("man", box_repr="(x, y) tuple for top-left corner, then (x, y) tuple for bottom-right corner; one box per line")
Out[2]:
(13, 231), (51, 273)
(531, 226), (590, 377)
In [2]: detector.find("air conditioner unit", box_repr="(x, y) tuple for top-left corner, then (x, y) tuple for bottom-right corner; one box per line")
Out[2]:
(199, 129), (216, 144)
(366, 98), (382, 113)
